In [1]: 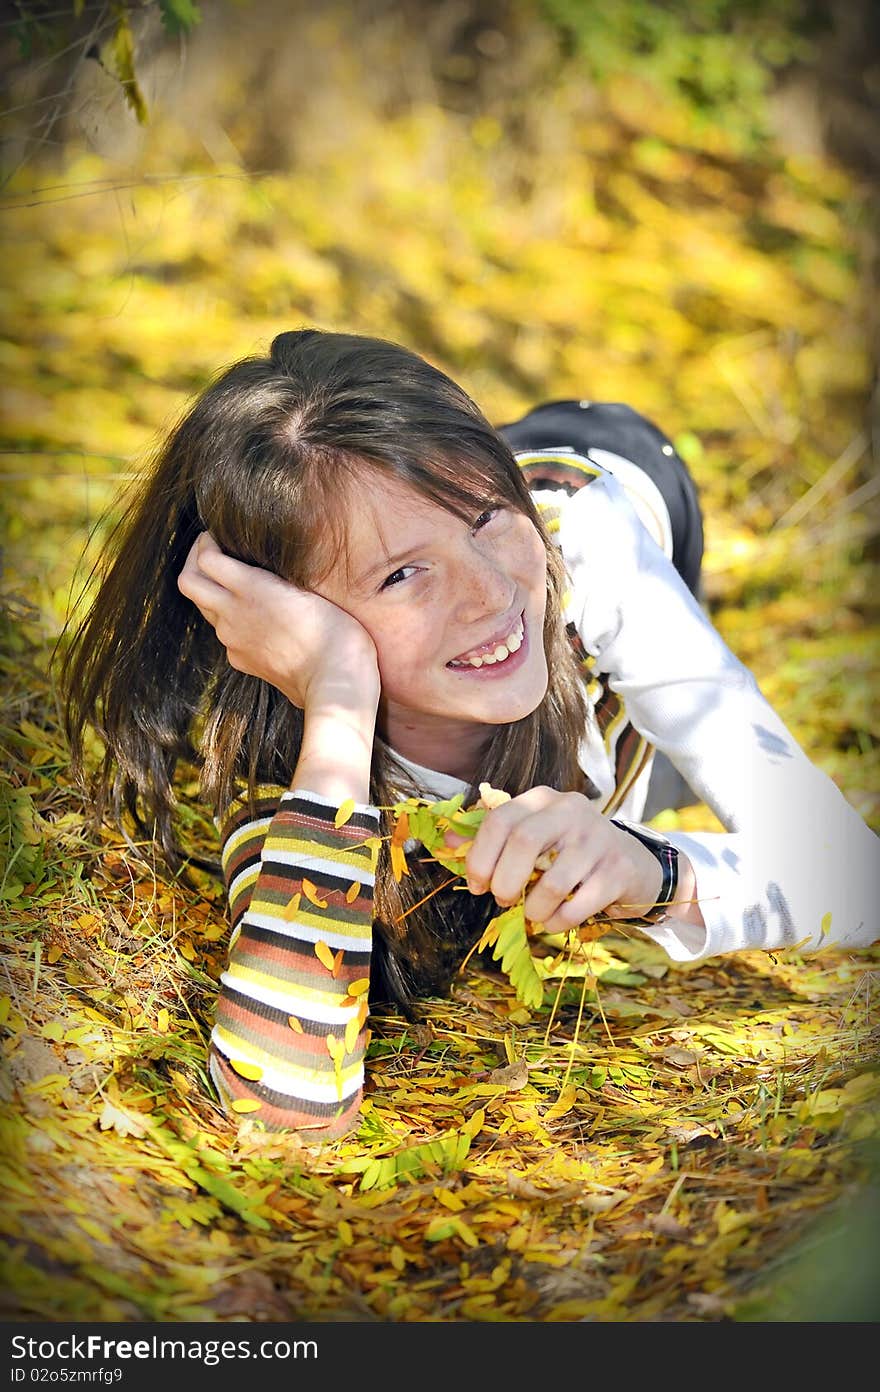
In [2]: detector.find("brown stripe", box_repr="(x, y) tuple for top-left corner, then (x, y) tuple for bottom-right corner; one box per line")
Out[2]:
(211, 1050), (361, 1139)
(233, 937), (369, 985)
(216, 996), (349, 1065)
(230, 940), (362, 996)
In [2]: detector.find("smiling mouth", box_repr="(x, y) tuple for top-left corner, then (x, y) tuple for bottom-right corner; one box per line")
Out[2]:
(447, 613), (525, 669)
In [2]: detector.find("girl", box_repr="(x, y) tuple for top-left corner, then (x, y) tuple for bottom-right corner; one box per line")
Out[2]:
(61, 328), (880, 1141)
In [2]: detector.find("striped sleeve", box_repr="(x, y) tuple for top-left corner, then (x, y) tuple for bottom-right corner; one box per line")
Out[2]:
(209, 787), (380, 1141)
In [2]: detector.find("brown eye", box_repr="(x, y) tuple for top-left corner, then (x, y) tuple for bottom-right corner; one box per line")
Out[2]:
(472, 507), (499, 532)
(380, 565), (418, 590)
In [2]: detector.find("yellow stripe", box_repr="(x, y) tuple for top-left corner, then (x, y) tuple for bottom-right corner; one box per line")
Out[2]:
(221, 821), (270, 872)
(516, 452), (604, 480)
(246, 899), (373, 943)
(213, 1024), (363, 1090)
(224, 961), (361, 1011)
(229, 865), (259, 920)
(262, 831), (376, 869)
(604, 737), (653, 815)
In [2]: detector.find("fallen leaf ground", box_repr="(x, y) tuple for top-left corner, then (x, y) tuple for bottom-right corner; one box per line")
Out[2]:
(1, 7), (879, 1323)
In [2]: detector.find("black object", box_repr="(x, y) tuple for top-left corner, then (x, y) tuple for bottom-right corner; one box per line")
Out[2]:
(497, 399), (704, 598)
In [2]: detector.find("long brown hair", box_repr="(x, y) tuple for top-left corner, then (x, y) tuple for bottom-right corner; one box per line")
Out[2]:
(60, 328), (592, 1013)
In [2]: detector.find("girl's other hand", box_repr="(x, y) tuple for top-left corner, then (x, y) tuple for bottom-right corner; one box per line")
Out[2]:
(463, 786), (671, 932)
(177, 532), (380, 709)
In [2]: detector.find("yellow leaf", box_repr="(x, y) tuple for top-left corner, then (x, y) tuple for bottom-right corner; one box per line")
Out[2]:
(390, 842), (409, 882)
(302, 878), (328, 909)
(288, 1015), (304, 1033)
(230, 1059), (263, 1082)
(478, 782), (511, 809)
(315, 940), (336, 972)
(332, 947), (344, 978)
(344, 1014), (360, 1054)
(544, 1083), (578, 1121)
(156, 1008), (169, 1033)
(282, 892), (302, 922)
(46, 945), (63, 964)
(820, 911), (832, 938)
(335, 798), (356, 828)
(326, 1033), (345, 1100)
(231, 1098), (262, 1114)
(348, 977), (370, 996)
(345, 880), (362, 904)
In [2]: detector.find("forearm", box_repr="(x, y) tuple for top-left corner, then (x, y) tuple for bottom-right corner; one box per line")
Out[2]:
(213, 789), (380, 1140)
(639, 817), (880, 963)
(293, 691), (378, 806)
(214, 676), (382, 1142)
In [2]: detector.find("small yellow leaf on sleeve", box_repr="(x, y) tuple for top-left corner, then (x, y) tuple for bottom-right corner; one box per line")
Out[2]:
(348, 977), (370, 997)
(335, 798), (356, 829)
(345, 880), (362, 904)
(230, 1098), (262, 1114)
(288, 1015), (304, 1033)
(332, 947), (344, 978)
(282, 892), (302, 921)
(344, 1015), (360, 1054)
(230, 1059), (263, 1081)
(315, 940), (336, 972)
(302, 878), (329, 909)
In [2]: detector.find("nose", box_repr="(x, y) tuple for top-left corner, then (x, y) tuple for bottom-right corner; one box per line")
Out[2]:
(452, 536), (516, 624)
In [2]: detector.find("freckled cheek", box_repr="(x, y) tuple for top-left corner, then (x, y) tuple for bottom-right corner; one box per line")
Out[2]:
(514, 530), (549, 612)
(367, 616), (439, 696)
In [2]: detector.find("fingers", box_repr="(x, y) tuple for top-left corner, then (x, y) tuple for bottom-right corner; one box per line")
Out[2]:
(464, 788), (647, 930)
(189, 532), (260, 594)
(466, 786), (570, 903)
(177, 532), (229, 621)
(522, 842), (602, 926)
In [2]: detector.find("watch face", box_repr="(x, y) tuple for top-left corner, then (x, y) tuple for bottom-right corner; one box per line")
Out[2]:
(637, 826), (668, 847)
(615, 819), (670, 849)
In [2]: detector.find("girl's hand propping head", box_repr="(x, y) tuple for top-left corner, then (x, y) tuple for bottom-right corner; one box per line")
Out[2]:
(177, 532), (380, 709)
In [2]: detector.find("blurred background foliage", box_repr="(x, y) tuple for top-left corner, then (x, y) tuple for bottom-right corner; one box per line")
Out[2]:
(2, 0), (878, 817)
(1, 0), (879, 1320)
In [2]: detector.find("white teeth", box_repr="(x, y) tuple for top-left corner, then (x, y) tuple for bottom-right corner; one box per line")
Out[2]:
(451, 616), (525, 669)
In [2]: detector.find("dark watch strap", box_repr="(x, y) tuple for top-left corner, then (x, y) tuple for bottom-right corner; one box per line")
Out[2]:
(609, 818), (679, 923)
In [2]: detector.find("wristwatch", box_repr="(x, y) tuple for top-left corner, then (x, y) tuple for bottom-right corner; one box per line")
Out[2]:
(609, 818), (679, 924)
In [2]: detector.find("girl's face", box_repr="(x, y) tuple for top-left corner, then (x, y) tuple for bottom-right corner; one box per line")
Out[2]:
(316, 469), (549, 779)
